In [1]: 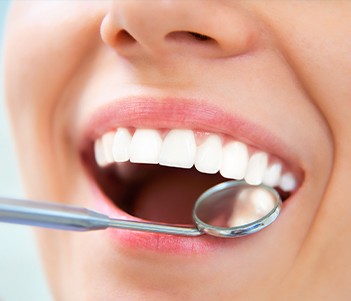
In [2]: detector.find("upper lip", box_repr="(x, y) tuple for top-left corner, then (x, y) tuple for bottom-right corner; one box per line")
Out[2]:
(79, 96), (303, 177)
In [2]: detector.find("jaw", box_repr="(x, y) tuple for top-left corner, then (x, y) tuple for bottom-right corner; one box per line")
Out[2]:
(13, 83), (330, 301)
(30, 99), (329, 300)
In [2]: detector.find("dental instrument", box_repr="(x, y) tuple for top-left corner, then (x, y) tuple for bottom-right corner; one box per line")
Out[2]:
(0, 181), (282, 238)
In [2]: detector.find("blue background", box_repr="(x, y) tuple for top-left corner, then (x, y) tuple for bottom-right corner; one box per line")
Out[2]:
(0, 1), (52, 300)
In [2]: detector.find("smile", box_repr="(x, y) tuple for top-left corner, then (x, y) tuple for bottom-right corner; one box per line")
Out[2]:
(80, 98), (303, 253)
(94, 127), (297, 190)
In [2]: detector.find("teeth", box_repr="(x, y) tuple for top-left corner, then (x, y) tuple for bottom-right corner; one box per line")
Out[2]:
(245, 152), (268, 185)
(130, 129), (162, 164)
(101, 131), (115, 164)
(112, 128), (132, 162)
(220, 141), (249, 180)
(94, 138), (108, 167)
(195, 134), (222, 174)
(279, 172), (297, 192)
(94, 127), (298, 192)
(263, 162), (282, 187)
(159, 129), (197, 168)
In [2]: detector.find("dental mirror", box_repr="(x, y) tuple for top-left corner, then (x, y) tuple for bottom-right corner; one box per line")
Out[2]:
(0, 180), (282, 238)
(193, 181), (282, 237)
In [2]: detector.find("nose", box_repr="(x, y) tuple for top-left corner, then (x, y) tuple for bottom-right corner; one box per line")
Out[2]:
(100, 0), (259, 60)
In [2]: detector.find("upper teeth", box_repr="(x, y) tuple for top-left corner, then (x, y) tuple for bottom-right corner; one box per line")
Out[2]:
(94, 128), (297, 192)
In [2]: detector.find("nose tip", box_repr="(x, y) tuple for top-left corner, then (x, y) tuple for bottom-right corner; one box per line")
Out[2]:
(100, 0), (259, 59)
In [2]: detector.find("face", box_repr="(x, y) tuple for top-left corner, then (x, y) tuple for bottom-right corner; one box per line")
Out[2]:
(4, 1), (351, 300)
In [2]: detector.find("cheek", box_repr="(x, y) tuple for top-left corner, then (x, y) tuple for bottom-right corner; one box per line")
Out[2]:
(4, 2), (104, 116)
(4, 2), (106, 197)
(258, 1), (351, 134)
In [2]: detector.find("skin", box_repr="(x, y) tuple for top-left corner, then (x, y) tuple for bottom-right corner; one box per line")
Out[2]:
(3, 0), (351, 300)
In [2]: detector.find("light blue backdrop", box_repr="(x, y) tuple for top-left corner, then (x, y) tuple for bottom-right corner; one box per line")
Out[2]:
(0, 1), (52, 300)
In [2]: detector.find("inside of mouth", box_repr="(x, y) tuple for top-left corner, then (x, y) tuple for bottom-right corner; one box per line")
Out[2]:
(93, 163), (225, 224)
(87, 150), (290, 225)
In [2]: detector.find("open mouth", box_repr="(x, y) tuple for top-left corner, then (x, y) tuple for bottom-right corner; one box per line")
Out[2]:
(83, 126), (300, 226)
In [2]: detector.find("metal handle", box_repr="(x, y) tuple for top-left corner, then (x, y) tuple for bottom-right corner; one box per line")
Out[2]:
(0, 198), (110, 231)
(0, 197), (202, 236)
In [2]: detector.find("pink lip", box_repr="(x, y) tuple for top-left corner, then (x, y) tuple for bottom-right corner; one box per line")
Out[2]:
(80, 97), (301, 254)
(89, 175), (230, 254)
(81, 97), (300, 168)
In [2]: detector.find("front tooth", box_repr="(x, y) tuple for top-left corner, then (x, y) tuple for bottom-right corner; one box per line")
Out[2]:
(279, 172), (297, 192)
(130, 129), (162, 164)
(159, 129), (196, 168)
(112, 128), (132, 162)
(195, 134), (222, 174)
(245, 152), (268, 185)
(101, 131), (115, 164)
(94, 138), (108, 167)
(263, 162), (282, 187)
(220, 141), (249, 180)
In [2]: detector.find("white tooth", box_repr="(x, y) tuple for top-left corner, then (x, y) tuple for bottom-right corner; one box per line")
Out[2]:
(112, 128), (132, 162)
(94, 138), (108, 167)
(263, 162), (282, 187)
(159, 129), (196, 168)
(279, 172), (297, 192)
(195, 135), (222, 174)
(101, 131), (115, 164)
(130, 129), (162, 164)
(245, 152), (268, 185)
(220, 141), (249, 180)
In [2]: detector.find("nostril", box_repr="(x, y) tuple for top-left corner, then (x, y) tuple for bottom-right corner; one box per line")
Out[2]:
(188, 32), (212, 42)
(116, 29), (137, 45)
(166, 31), (217, 45)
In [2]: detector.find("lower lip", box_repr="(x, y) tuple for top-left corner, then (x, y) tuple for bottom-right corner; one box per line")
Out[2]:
(87, 173), (247, 255)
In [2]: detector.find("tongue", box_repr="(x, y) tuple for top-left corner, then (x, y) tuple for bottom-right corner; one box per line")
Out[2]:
(132, 169), (222, 224)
